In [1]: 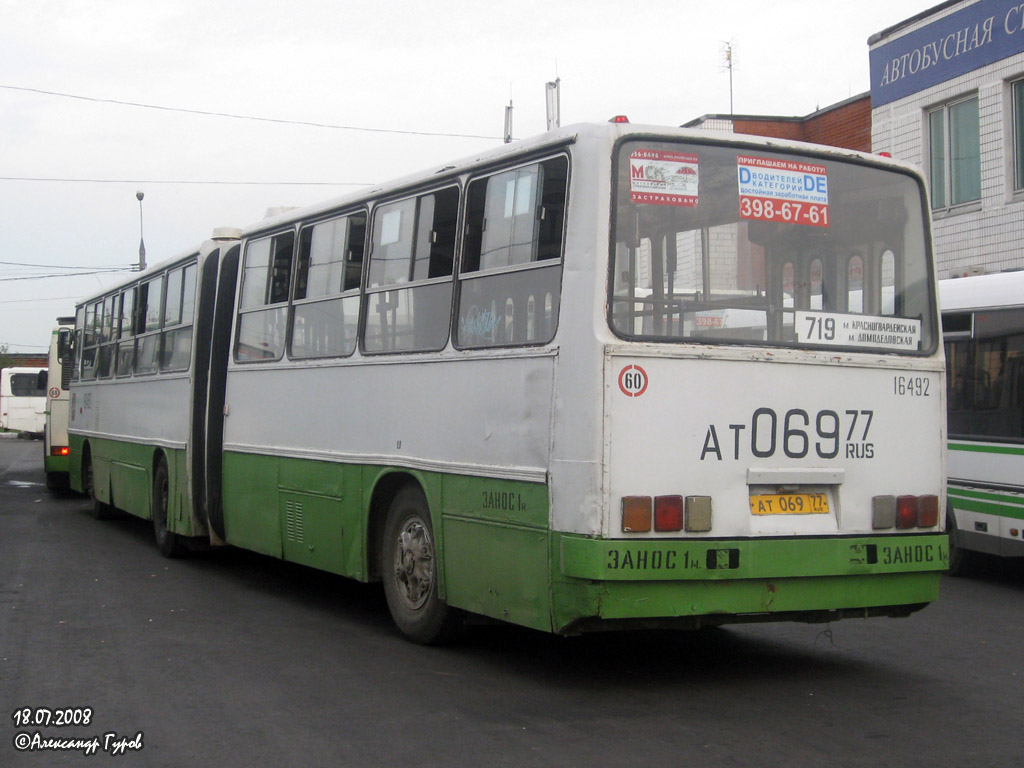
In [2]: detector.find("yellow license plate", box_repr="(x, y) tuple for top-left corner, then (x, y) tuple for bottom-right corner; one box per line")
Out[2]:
(750, 493), (830, 516)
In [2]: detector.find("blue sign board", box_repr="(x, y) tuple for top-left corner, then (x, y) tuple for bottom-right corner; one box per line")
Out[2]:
(870, 0), (1024, 107)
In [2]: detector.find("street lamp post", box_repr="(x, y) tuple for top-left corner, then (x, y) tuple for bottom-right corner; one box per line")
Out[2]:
(136, 190), (147, 272)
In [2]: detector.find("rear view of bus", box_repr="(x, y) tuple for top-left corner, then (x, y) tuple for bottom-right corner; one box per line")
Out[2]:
(558, 133), (947, 631)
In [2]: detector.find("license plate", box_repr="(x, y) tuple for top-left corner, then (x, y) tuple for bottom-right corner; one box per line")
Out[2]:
(750, 492), (830, 516)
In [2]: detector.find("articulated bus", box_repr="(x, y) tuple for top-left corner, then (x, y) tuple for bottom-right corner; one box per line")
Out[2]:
(940, 271), (1024, 573)
(1, 366), (47, 436)
(68, 122), (947, 643)
(44, 317), (76, 489)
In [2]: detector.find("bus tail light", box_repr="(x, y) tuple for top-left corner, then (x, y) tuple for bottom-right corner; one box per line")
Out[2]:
(873, 494), (939, 529)
(654, 496), (683, 532)
(896, 496), (919, 529)
(918, 495), (939, 527)
(50, 446), (69, 457)
(685, 496), (713, 532)
(872, 495), (896, 529)
(622, 496), (652, 532)
(621, 495), (713, 533)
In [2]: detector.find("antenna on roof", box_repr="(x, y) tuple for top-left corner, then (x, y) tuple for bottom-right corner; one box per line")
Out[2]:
(545, 77), (561, 131)
(721, 40), (735, 114)
(504, 99), (514, 144)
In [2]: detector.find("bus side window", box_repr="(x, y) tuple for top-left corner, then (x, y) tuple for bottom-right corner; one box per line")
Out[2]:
(456, 155), (567, 349)
(116, 286), (137, 377)
(160, 263), (196, 371)
(236, 232), (294, 362)
(135, 276), (164, 374)
(291, 212), (364, 359)
(362, 188), (458, 354)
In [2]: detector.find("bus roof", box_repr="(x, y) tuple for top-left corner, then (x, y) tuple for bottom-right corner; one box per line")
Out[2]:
(75, 121), (921, 308)
(939, 271), (1024, 313)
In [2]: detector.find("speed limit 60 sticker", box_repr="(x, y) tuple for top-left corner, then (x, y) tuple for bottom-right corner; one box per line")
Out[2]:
(618, 365), (648, 397)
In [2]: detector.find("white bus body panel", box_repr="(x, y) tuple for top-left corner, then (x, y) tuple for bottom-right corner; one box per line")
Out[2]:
(69, 375), (193, 451)
(222, 351), (556, 484)
(1, 367), (47, 435)
(604, 347), (946, 539)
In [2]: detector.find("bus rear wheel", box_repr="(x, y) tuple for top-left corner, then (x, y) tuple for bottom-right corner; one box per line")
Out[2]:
(153, 458), (186, 558)
(83, 452), (113, 520)
(380, 486), (461, 644)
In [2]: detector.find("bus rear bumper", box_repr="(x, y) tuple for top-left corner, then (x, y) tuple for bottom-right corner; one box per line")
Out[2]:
(552, 533), (947, 634)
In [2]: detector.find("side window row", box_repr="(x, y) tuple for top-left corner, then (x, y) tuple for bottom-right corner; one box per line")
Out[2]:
(234, 155), (568, 362)
(74, 261), (197, 381)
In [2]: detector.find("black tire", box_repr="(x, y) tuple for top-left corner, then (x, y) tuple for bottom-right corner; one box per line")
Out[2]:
(380, 486), (462, 644)
(153, 458), (186, 558)
(83, 452), (113, 520)
(946, 501), (974, 577)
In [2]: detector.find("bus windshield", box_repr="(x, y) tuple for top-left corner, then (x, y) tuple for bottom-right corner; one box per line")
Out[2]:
(610, 140), (937, 354)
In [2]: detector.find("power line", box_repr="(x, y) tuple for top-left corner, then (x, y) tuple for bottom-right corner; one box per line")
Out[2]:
(0, 295), (80, 305)
(0, 260), (130, 269)
(0, 269), (132, 283)
(0, 176), (371, 186)
(0, 84), (504, 141)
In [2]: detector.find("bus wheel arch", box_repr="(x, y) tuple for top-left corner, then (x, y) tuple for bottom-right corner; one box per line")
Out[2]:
(371, 473), (462, 644)
(152, 452), (186, 558)
(946, 499), (975, 577)
(82, 441), (114, 520)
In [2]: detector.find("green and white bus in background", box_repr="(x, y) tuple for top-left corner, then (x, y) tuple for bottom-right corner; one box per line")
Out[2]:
(940, 271), (1024, 574)
(43, 317), (75, 489)
(69, 121), (947, 643)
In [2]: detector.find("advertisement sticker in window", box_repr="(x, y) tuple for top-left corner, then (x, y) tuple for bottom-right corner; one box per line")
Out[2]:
(737, 155), (830, 227)
(629, 150), (699, 207)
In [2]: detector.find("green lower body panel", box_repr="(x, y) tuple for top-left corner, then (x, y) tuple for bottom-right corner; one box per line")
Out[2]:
(44, 453), (69, 476)
(69, 434), (192, 532)
(551, 533), (947, 634)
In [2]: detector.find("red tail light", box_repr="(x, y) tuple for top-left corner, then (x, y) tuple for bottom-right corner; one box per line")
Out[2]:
(918, 495), (939, 527)
(51, 446), (69, 457)
(896, 496), (919, 529)
(654, 496), (684, 532)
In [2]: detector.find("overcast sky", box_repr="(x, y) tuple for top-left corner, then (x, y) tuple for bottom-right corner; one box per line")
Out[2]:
(0, 0), (930, 353)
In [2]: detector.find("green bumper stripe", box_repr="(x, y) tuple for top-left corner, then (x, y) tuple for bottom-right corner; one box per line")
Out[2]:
(590, 573), (941, 622)
(949, 442), (1024, 456)
(560, 534), (949, 582)
(948, 487), (1024, 521)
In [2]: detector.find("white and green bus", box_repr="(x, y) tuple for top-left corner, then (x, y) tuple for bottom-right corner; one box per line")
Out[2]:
(940, 271), (1024, 573)
(69, 122), (947, 643)
(43, 317), (75, 490)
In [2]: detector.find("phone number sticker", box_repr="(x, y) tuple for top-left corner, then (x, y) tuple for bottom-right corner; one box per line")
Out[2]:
(738, 155), (829, 227)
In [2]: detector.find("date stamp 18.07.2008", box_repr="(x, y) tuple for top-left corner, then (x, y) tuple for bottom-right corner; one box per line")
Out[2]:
(11, 707), (144, 757)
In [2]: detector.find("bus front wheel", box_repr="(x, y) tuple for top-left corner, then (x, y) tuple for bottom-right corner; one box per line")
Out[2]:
(380, 486), (461, 644)
(153, 458), (186, 558)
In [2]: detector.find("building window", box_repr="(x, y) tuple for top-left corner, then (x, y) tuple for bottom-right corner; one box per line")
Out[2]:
(928, 96), (980, 209)
(1014, 79), (1024, 191)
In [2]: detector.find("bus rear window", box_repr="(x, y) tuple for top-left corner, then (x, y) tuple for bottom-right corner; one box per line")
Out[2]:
(610, 141), (937, 354)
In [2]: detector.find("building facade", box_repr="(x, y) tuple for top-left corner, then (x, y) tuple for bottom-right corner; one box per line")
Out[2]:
(870, 0), (1024, 277)
(683, 94), (873, 153)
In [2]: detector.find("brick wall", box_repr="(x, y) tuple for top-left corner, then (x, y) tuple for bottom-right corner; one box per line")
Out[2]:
(730, 95), (872, 152)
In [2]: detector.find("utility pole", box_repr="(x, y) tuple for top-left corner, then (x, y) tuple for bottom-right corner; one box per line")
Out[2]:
(136, 190), (147, 272)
